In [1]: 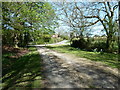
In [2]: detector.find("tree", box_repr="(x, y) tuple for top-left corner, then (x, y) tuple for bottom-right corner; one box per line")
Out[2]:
(53, 2), (118, 52)
(53, 2), (89, 41)
(2, 2), (56, 47)
(54, 2), (104, 45)
(118, 1), (120, 54)
(82, 2), (118, 52)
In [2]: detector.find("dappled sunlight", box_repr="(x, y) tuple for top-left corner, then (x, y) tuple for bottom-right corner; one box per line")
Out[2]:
(37, 46), (118, 88)
(2, 1), (119, 89)
(2, 48), (42, 90)
(47, 45), (118, 68)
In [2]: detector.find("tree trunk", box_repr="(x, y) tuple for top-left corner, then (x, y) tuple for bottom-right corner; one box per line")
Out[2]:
(118, 1), (120, 54)
(106, 16), (114, 52)
(14, 34), (19, 48)
(70, 33), (74, 45)
(106, 34), (113, 52)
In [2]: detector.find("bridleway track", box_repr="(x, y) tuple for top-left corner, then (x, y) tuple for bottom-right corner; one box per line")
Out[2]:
(36, 40), (119, 88)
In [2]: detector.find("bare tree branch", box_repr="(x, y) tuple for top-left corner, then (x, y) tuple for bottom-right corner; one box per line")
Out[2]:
(84, 15), (99, 18)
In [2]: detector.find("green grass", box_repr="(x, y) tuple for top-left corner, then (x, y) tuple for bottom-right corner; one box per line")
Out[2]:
(46, 45), (118, 68)
(2, 47), (42, 90)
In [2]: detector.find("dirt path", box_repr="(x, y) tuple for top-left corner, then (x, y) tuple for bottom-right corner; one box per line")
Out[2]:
(36, 46), (119, 88)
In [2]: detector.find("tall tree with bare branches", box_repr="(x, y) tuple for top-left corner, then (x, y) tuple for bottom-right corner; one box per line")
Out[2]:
(82, 2), (118, 52)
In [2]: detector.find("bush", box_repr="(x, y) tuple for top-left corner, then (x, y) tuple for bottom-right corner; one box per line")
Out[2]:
(34, 39), (45, 44)
(71, 37), (118, 53)
(91, 42), (107, 52)
(49, 37), (63, 44)
(59, 35), (69, 40)
(71, 38), (88, 49)
(71, 38), (107, 52)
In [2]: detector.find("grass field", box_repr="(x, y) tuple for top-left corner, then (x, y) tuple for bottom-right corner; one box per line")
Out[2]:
(2, 47), (42, 90)
(46, 45), (118, 68)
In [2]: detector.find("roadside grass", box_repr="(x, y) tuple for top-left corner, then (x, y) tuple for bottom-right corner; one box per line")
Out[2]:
(46, 45), (118, 68)
(2, 47), (42, 90)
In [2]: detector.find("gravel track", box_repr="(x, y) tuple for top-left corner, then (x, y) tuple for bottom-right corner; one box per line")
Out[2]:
(36, 46), (119, 88)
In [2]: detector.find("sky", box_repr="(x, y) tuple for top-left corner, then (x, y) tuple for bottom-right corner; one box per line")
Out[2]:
(47, 0), (119, 2)
(50, 1), (118, 37)
(54, 23), (105, 37)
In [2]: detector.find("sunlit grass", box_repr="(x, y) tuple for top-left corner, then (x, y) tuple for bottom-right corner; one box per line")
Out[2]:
(46, 45), (118, 68)
(2, 47), (42, 89)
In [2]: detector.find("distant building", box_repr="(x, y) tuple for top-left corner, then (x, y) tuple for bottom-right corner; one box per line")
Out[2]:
(52, 34), (58, 38)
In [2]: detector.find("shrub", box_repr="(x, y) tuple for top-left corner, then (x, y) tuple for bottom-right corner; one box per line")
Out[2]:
(71, 37), (118, 53)
(71, 38), (88, 49)
(71, 38), (107, 52)
(49, 37), (63, 44)
(60, 35), (69, 40)
(91, 42), (107, 52)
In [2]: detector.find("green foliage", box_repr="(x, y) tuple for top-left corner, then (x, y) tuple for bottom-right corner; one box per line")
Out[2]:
(59, 35), (69, 40)
(71, 37), (118, 53)
(71, 38), (88, 49)
(43, 34), (51, 42)
(46, 45), (118, 68)
(2, 2), (57, 47)
(90, 42), (107, 52)
(49, 37), (63, 44)
(2, 47), (42, 89)
(2, 30), (15, 46)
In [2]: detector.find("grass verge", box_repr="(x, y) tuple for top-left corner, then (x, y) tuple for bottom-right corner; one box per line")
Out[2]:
(2, 47), (42, 90)
(46, 45), (118, 68)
